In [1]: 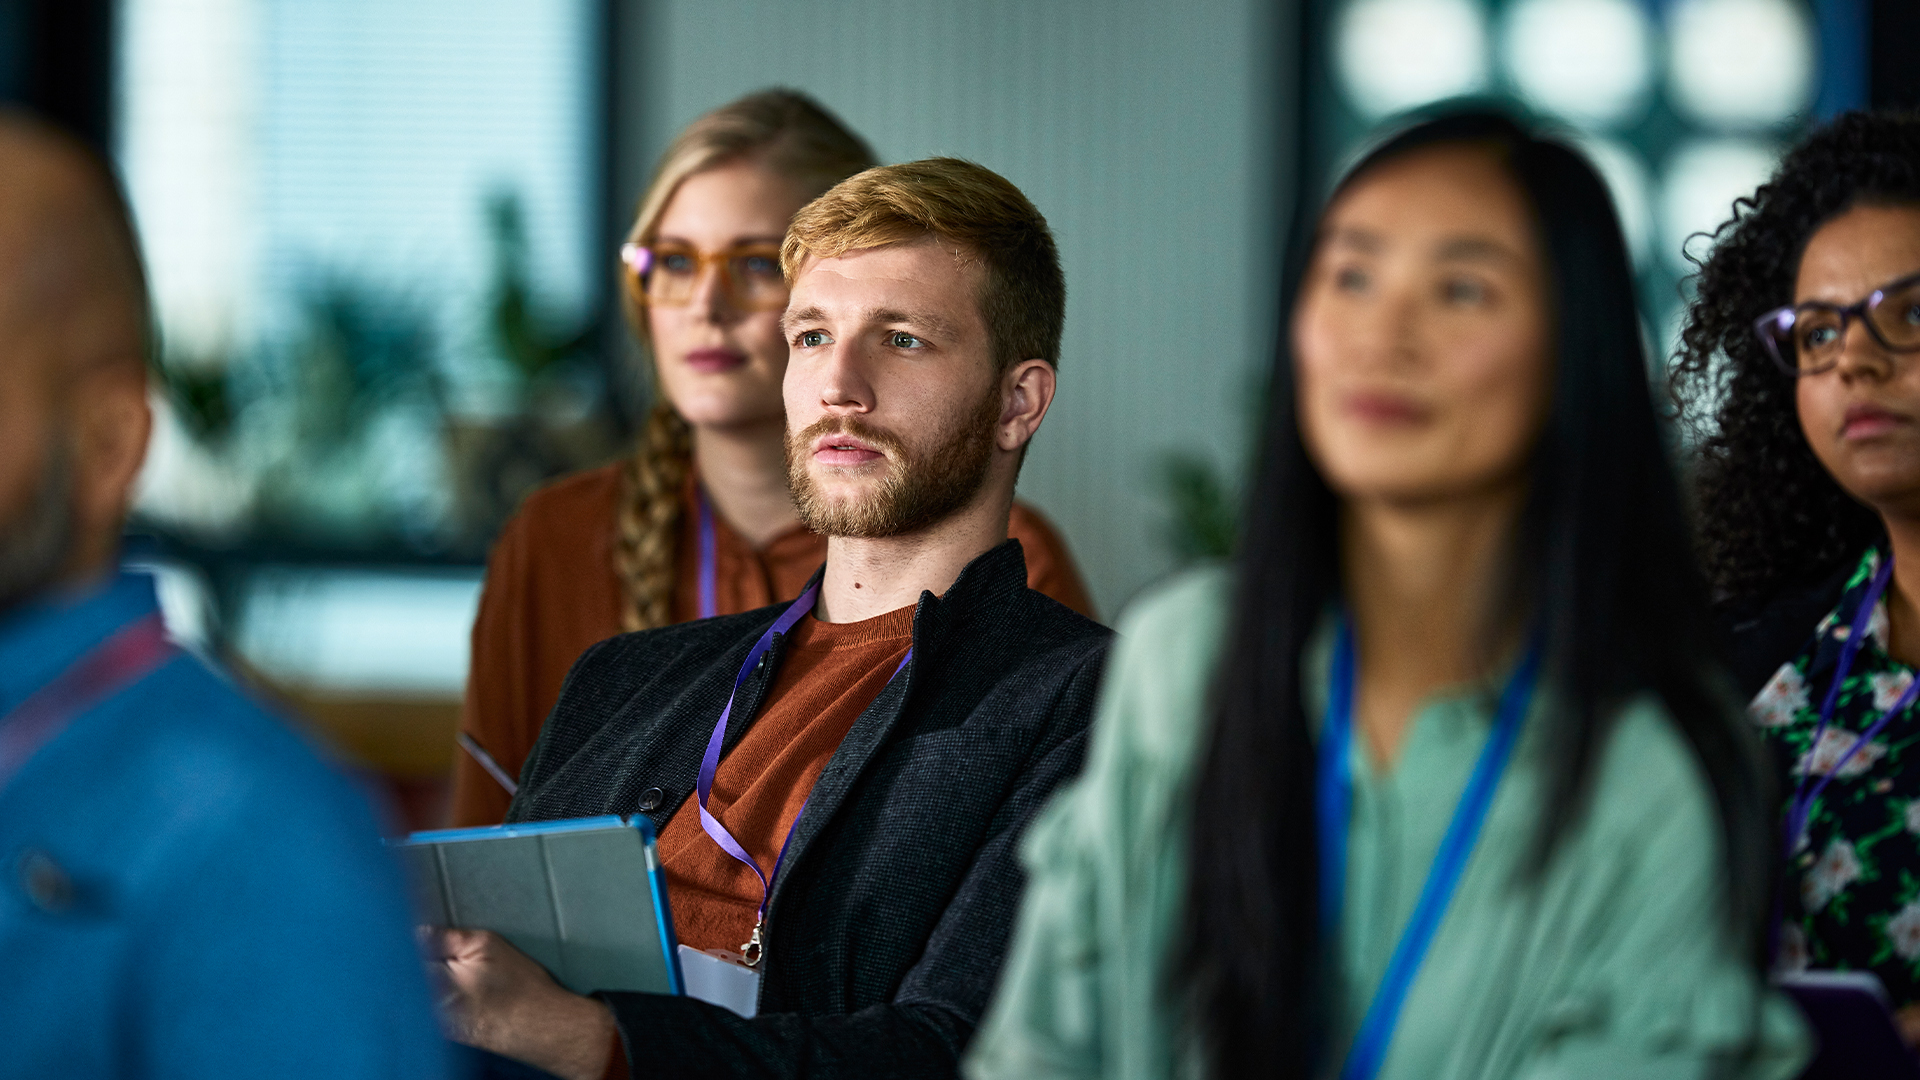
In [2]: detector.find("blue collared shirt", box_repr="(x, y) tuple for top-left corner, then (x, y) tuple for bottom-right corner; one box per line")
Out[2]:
(0, 571), (449, 1079)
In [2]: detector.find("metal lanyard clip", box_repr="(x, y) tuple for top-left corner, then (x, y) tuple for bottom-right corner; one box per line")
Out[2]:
(741, 918), (765, 967)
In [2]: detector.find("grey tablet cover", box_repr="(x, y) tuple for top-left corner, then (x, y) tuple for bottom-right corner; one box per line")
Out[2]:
(393, 815), (683, 997)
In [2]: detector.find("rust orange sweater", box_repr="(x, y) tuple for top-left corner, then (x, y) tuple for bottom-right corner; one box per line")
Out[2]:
(655, 605), (914, 954)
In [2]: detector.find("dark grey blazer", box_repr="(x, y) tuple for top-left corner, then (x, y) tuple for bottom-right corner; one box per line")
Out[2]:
(507, 540), (1111, 1079)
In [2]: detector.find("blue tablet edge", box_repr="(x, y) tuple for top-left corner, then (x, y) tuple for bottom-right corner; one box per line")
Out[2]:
(395, 814), (633, 845)
(646, 834), (687, 996)
(390, 814), (686, 997)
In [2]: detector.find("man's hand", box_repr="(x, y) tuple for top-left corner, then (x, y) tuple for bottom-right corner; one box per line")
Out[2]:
(429, 928), (618, 1080)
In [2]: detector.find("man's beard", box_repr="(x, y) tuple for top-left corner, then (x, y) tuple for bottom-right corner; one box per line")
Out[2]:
(786, 384), (1001, 539)
(0, 440), (77, 616)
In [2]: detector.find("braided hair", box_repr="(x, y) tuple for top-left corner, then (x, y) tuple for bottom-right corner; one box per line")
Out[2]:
(1671, 111), (1920, 610)
(612, 89), (874, 630)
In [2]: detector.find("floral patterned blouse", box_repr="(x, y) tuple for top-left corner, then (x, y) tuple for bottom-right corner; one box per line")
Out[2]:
(1752, 547), (1920, 1002)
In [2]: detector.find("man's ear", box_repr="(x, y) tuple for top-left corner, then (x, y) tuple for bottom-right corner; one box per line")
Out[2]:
(996, 359), (1056, 453)
(68, 363), (150, 559)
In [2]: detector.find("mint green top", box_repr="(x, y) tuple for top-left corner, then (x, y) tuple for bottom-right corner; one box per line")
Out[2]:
(966, 569), (1809, 1080)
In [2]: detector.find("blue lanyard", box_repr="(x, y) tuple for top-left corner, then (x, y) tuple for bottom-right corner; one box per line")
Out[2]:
(694, 581), (911, 965)
(1317, 621), (1540, 1080)
(1785, 556), (1920, 854)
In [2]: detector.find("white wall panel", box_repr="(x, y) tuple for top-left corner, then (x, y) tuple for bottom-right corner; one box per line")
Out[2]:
(615, 0), (1291, 617)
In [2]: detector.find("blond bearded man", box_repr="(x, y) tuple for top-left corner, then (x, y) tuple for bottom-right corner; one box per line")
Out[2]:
(433, 159), (1110, 1080)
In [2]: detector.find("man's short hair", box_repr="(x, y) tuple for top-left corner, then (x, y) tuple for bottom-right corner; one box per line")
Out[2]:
(782, 158), (1065, 373)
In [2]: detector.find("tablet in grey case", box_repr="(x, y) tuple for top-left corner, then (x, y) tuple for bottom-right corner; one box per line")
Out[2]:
(394, 815), (684, 997)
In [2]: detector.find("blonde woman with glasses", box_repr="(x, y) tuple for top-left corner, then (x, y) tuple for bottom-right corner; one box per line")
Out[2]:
(450, 89), (1094, 826)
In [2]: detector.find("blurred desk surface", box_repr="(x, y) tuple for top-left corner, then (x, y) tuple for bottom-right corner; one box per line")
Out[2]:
(281, 690), (460, 779)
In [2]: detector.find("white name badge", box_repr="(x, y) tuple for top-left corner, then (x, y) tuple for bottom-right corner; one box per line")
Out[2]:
(678, 945), (761, 1017)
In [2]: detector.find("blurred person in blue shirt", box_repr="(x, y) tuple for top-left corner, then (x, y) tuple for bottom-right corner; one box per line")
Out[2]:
(0, 112), (448, 1079)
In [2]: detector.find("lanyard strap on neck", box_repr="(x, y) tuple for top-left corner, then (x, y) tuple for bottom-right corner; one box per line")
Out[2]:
(0, 613), (174, 794)
(1318, 620), (1540, 1080)
(693, 581), (911, 964)
(1786, 556), (1919, 853)
(697, 490), (718, 621)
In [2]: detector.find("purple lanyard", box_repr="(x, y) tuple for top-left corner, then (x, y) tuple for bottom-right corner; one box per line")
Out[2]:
(697, 489), (718, 620)
(1785, 557), (1920, 853)
(0, 613), (174, 794)
(694, 581), (911, 965)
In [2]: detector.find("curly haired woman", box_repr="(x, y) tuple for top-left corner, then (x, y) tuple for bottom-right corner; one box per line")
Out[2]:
(1673, 110), (1920, 1034)
(450, 90), (1094, 826)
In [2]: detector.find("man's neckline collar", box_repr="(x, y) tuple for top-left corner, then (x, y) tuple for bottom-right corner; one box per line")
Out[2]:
(796, 538), (1030, 633)
(0, 572), (163, 714)
(926, 538), (1029, 614)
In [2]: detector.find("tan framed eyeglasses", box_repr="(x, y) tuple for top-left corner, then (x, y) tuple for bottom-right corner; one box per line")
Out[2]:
(619, 241), (789, 311)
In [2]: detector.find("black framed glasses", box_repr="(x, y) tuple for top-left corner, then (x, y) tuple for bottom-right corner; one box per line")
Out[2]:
(1755, 269), (1920, 376)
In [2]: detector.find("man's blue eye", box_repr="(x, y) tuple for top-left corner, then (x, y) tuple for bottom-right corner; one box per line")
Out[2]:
(798, 330), (829, 348)
(890, 332), (923, 349)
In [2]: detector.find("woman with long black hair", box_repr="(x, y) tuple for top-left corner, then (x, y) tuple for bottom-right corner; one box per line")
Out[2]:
(966, 109), (1807, 1078)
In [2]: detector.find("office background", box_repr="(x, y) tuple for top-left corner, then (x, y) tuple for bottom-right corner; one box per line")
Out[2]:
(0, 0), (1908, 824)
